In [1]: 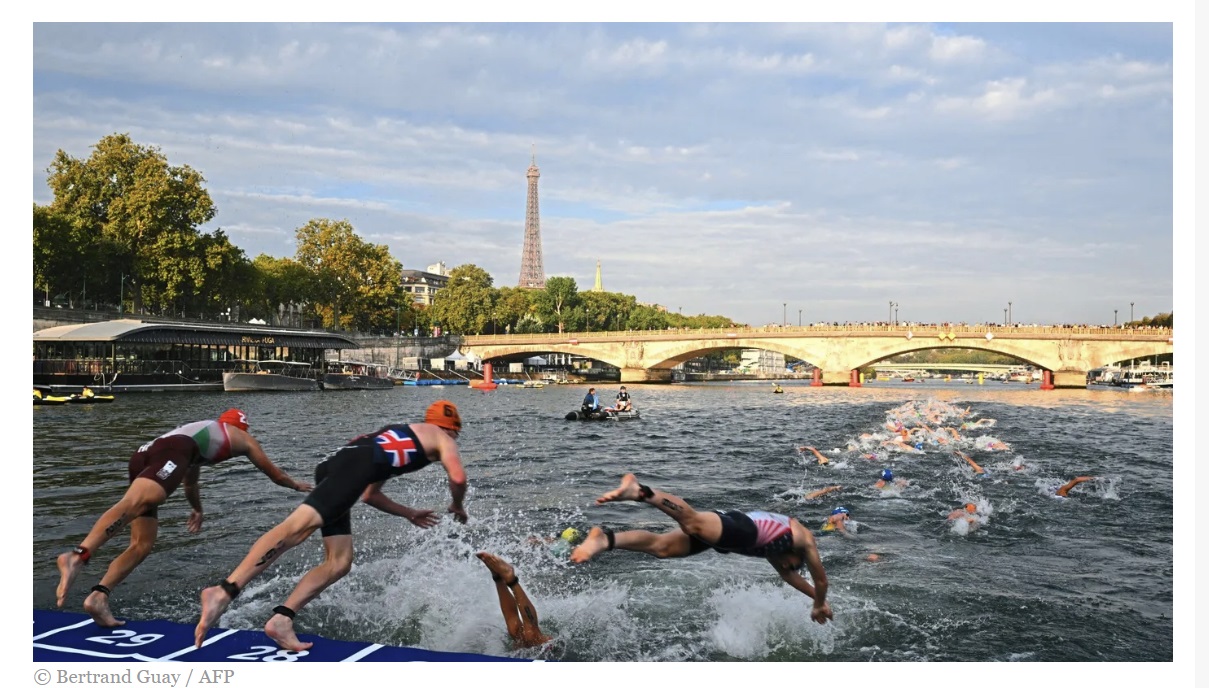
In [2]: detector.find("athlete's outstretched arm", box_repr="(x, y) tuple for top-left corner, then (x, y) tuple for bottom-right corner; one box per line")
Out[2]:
(434, 433), (468, 523)
(360, 481), (440, 528)
(235, 430), (312, 492)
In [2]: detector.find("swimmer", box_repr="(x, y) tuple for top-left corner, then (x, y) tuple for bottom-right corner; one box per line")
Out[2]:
(570, 473), (832, 624)
(805, 485), (843, 500)
(55, 409), (311, 628)
(955, 450), (985, 475)
(798, 445), (830, 465)
(527, 527), (586, 557)
(875, 468), (908, 490)
(821, 506), (854, 538)
(881, 437), (919, 453)
(193, 401), (468, 650)
(476, 552), (551, 650)
(1055, 476), (1095, 497)
(943, 500), (981, 534)
(947, 502), (978, 524)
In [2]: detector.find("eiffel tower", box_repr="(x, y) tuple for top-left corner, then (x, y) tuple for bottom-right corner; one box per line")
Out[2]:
(518, 148), (546, 289)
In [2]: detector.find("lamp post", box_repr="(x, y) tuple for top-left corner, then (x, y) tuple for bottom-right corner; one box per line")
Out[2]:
(783, 302), (787, 327)
(889, 301), (898, 325)
(1008, 301), (1012, 326)
(1114, 309), (1118, 327)
(119, 274), (127, 314)
(395, 303), (402, 367)
(798, 309), (802, 327)
(1004, 308), (1008, 325)
(1130, 302), (1135, 324)
(894, 306), (898, 325)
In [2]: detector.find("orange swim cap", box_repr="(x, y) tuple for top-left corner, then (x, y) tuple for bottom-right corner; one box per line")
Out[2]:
(425, 400), (462, 433)
(219, 408), (249, 431)
(965, 503), (977, 513)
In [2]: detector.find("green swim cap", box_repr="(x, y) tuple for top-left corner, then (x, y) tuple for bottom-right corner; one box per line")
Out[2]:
(560, 527), (583, 544)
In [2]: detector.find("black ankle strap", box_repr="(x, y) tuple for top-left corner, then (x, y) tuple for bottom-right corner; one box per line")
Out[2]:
(219, 579), (241, 600)
(91, 584), (111, 596)
(601, 525), (615, 551)
(638, 483), (654, 500)
(272, 605), (296, 620)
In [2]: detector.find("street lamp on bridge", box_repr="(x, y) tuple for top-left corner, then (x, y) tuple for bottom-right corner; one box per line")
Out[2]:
(799, 309), (802, 327)
(1130, 302), (1135, 324)
(1114, 309), (1118, 327)
(1004, 308), (1008, 325)
(1008, 301), (1012, 325)
(889, 301), (897, 324)
(782, 302), (787, 327)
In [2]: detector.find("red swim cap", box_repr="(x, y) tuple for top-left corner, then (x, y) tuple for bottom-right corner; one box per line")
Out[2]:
(425, 400), (462, 433)
(219, 408), (249, 431)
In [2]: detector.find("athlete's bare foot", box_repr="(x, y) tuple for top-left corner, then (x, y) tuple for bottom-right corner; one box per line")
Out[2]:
(83, 590), (125, 627)
(476, 552), (517, 585)
(55, 551), (84, 607)
(265, 613), (313, 651)
(569, 526), (610, 563)
(595, 473), (644, 505)
(194, 585), (233, 648)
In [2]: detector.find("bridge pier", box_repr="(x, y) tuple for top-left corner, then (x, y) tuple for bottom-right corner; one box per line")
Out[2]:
(821, 369), (857, 386)
(1051, 370), (1089, 389)
(621, 368), (673, 384)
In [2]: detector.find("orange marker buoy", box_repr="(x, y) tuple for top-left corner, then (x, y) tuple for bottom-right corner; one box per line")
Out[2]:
(473, 362), (498, 390)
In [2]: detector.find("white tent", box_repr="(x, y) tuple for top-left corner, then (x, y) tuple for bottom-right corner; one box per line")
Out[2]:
(525, 356), (548, 366)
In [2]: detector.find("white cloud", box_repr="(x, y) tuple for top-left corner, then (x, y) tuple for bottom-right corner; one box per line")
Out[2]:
(28, 22), (1175, 325)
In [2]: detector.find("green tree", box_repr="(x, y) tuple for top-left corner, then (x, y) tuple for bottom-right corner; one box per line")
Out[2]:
(492, 286), (538, 334)
(294, 218), (400, 330)
(248, 254), (314, 323)
(430, 264), (496, 334)
(44, 133), (216, 313)
(626, 304), (668, 330)
(33, 203), (98, 307)
(535, 276), (579, 333)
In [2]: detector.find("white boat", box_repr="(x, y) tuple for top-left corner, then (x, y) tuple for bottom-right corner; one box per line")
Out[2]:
(324, 361), (395, 390)
(1116, 363), (1173, 390)
(223, 360), (320, 392)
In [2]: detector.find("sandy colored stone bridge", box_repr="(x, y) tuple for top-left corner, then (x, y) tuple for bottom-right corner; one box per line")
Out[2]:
(461, 324), (1174, 388)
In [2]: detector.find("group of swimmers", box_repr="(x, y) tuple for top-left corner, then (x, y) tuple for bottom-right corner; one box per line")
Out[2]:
(796, 399), (1100, 540)
(53, 399), (833, 656)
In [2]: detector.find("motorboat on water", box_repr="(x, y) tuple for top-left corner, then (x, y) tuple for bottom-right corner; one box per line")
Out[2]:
(565, 408), (641, 421)
(223, 360), (321, 392)
(323, 361), (394, 390)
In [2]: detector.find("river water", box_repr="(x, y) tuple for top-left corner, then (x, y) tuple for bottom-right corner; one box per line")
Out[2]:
(32, 380), (1174, 662)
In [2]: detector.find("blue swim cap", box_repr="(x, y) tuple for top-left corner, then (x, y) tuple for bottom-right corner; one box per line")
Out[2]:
(832, 506), (849, 516)
(880, 468), (894, 481)
(915, 443), (924, 450)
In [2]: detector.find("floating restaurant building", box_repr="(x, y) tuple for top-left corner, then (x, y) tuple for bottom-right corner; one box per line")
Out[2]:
(33, 319), (357, 392)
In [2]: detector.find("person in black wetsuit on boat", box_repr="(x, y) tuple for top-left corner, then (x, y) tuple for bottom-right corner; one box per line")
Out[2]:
(613, 386), (632, 412)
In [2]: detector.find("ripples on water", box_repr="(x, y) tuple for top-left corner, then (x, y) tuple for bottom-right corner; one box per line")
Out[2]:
(32, 381), (1173, 661)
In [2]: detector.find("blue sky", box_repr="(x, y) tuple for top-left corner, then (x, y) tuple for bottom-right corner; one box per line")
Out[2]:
(26, 18), (1185, 327)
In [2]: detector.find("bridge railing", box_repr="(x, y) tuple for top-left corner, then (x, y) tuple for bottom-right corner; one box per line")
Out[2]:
(462, 323), (1173, 343)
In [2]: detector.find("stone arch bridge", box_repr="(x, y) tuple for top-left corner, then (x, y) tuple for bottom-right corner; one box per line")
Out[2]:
(460, 324), (1174, 388)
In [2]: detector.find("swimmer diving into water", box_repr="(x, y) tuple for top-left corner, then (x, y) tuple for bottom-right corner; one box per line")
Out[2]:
(571, 473), (833, 625)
